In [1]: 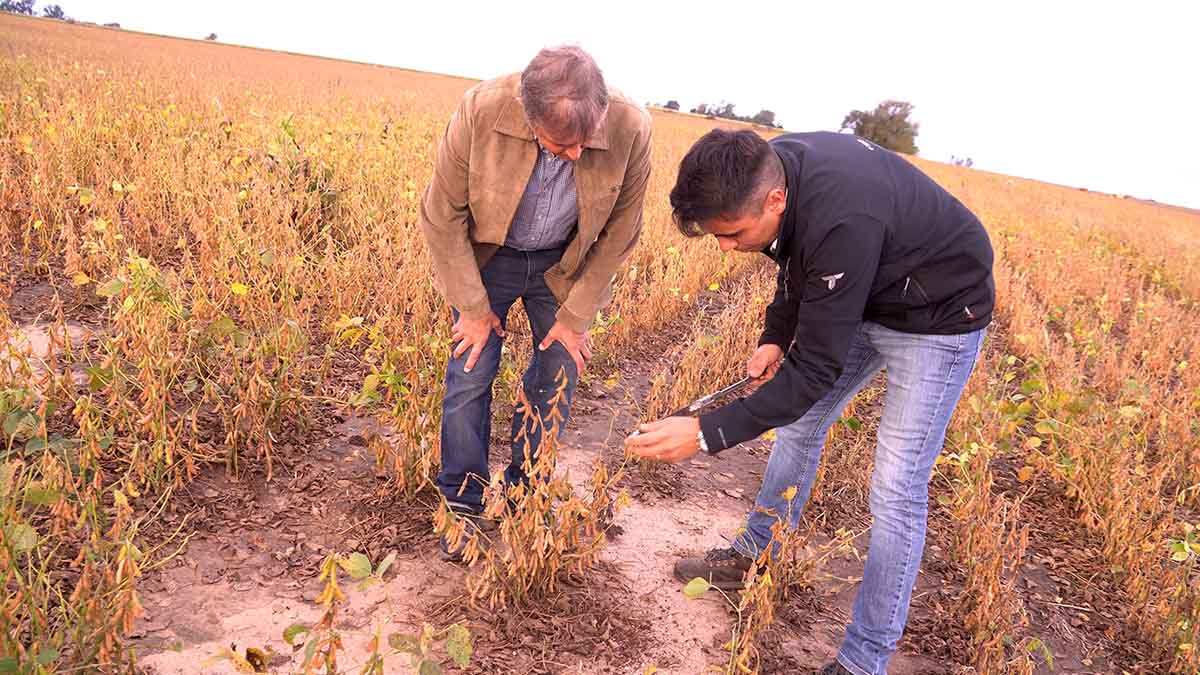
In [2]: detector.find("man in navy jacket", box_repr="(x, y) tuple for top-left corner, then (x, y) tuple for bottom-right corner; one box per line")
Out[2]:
(626, 129), (993, 675)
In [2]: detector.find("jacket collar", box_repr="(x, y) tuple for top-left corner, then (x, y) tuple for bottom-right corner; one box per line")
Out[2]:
(493, 95), (610, 151)
(763, 146), (798, 263)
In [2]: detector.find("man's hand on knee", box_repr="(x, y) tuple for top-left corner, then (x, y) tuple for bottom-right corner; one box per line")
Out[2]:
(452, 309), (505, 373)
(538, 320), (591, 375)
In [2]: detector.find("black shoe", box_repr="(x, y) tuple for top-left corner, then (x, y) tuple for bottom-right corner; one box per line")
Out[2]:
(673, 546), (754, 591)
(818, 661), (853, 675)
(438, 506), (494, 562)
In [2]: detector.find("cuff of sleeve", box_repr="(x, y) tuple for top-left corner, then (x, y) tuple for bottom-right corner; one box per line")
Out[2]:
(554, 304), (592, 333)
(758, 331), (788, 348)
(456, 297), (493, 322)
(699, 401), (768, 454)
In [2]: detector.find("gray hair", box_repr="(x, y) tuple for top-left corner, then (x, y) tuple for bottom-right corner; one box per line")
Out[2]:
(519, 45), (609, 143)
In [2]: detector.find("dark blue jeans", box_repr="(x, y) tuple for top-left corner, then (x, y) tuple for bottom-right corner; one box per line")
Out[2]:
(435, 246), (579, 513)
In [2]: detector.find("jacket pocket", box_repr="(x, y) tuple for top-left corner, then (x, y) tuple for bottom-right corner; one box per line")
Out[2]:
(902, 275), (932, 305)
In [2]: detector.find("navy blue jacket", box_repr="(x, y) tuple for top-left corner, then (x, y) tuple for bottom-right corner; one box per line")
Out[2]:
(699, 132), (994, 452)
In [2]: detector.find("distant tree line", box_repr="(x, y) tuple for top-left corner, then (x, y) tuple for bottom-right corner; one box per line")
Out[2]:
(0, 1), (69, 20)
(651, 99), (782, 128)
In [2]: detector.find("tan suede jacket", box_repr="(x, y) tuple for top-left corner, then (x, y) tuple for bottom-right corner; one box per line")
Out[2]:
(418, 73), (653, 332)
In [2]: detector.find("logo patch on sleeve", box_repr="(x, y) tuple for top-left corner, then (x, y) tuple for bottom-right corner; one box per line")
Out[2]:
(821, 273), (845, 290)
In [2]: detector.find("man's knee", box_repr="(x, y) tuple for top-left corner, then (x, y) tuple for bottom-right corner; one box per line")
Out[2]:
(445, 353), (501, 401)
(533, 344), (578, 391)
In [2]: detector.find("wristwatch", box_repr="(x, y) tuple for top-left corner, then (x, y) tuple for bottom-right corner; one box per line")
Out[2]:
(697, 428), (710, 454)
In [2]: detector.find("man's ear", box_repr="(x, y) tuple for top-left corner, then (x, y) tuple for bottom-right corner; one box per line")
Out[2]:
(766, 187), (787, 215)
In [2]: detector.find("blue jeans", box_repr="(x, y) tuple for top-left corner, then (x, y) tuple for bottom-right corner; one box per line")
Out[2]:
(435, 246), (579, 513)
(730, 322), (986, 675)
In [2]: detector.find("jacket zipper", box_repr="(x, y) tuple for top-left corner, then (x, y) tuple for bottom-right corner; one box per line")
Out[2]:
(902, 275), (932, 304)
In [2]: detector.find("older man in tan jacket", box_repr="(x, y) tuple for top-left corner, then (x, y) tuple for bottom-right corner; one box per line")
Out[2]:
(419, 46), (652, 560)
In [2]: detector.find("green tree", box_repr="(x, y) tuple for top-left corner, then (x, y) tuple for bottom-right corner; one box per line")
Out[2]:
(752, 110), (776, 127)
(42, 4), (67, 19)
(0, 0), (35, 14)
(840, 100), (920, 154)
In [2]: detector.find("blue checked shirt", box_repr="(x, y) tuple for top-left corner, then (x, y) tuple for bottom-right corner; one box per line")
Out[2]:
(504, 145), (579, 251)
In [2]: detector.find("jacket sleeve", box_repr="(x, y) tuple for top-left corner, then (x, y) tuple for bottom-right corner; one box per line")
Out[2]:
(759, 262), (800, 348)
(699, 216), (885, 451)
(555, 114), (653, 332)
(418, 92), (492, 321)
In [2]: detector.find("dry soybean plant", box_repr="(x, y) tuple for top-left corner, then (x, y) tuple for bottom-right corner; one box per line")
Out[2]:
(434, 369), (628, 611)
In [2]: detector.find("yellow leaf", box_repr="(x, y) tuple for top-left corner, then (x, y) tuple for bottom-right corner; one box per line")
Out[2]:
(230, 282), (249, 296)
(92, 218), (108, 233)
(708, 282), (720, 291)
(111, 180), (124, 193)
(1024, 436), (1043, 450)
(1017, 466), (1035, 482)
(72, 272), (92, 286)
(781, 486), (797, 501)
(762, 429), (776, 441)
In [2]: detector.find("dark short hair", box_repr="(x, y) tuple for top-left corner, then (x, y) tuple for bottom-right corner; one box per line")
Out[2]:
(669, 129), (782, 237)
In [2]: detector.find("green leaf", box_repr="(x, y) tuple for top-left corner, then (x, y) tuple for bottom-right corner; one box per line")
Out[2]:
(209, 316), (238, 340)
(0, 656), (17, 673)
(388, 633), (420, 655)
(446, 624), (472, 668)
(35, 649), (60, 666)
(85, 365), (114, 391)
(417, 659), (443, 675)
(302, 638), (317, 666)
(260, 250), (276, 267)
(96, 277), (126, 298)
(3, 411), (36, 440)
(1171, 541), (1190, 562)
(340, 552), (372, 580)
(282, 623), (309, 645)
(11, 523), (38, 553)
(361, 373), (380, 395)
(375, 551), (396, 579)
(682, 577), (711, 599)
(842, 416), (863, 431)
(25, 487), (60, 506)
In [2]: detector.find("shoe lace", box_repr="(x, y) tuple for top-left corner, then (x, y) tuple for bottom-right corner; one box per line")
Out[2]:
(703, 547), (741, 562)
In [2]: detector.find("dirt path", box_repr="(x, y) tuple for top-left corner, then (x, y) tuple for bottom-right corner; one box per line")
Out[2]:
(115, 289), (1134, 675)
(2, 273), (1138, 673)
(128, 347), (935, 674)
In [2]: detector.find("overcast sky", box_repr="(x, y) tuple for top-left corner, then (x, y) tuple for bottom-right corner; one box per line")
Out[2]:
(62, 1), (1199, 208)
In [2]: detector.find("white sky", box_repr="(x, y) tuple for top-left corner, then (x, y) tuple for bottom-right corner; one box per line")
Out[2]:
(59, 1), (1200, 208)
